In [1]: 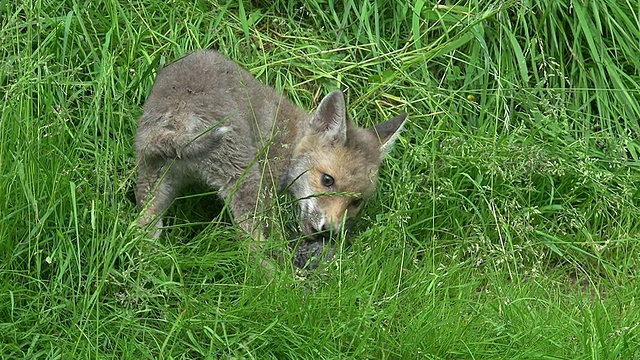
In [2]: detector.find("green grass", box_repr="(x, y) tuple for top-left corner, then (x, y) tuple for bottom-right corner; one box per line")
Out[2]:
(2, 0), (640, 358)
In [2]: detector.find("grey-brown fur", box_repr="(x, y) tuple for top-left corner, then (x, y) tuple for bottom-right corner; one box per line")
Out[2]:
(135, 49), (407, 267)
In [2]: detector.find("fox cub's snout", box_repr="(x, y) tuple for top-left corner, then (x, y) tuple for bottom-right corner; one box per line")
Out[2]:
(135, 50), (406, 267)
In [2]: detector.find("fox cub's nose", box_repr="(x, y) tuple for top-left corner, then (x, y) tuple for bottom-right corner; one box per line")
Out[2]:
(313, 221), (348, 236)
(312, 224), (331, 235)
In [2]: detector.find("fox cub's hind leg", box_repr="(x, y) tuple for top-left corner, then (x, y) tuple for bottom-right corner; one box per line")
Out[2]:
(135, 113), (230, 238)
(136, 159), (183, 239)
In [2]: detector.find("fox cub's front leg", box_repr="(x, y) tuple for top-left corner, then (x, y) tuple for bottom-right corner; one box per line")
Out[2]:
(213, 163), (271, 245)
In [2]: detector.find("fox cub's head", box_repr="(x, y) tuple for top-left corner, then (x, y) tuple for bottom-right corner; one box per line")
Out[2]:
(289, 90), (407, 237)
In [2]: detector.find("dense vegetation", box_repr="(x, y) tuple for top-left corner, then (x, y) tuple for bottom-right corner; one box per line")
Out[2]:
(1, 0), (639, 358)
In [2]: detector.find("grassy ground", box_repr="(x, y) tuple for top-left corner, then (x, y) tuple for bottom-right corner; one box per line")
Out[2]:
(2, 0), (640, 358)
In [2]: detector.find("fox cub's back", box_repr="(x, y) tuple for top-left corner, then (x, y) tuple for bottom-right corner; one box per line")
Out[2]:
(136, 51), (296, 148)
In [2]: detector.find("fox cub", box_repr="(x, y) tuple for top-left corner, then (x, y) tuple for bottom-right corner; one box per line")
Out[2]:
(135, 50), (407, 265)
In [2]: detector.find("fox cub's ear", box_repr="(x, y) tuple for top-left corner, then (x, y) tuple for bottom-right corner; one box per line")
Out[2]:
(371, 113), (408, 157)
(310, 90), (347, 144)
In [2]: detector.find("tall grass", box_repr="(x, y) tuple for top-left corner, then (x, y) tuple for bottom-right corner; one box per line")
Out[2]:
(1, 0), (639, 358)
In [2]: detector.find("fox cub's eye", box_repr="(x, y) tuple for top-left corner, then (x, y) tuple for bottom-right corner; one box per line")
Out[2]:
(321, 173), (334, 187)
